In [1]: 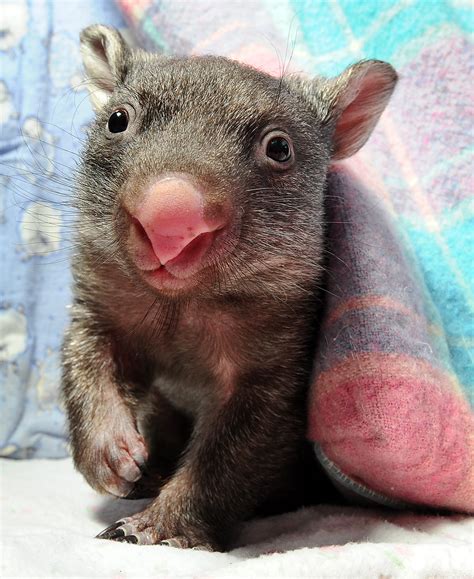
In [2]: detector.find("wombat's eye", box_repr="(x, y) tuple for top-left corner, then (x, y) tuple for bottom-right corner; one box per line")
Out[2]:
(266, 137), (291, 162)
(260, 130), (294, 169)
(108, 109), (129, 133)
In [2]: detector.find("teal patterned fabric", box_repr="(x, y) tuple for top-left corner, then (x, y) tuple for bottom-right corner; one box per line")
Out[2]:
(118, 0), (474, 510)
(120, 0), (473, 395)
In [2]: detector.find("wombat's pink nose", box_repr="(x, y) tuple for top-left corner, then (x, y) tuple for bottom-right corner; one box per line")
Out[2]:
(132, 177), (220, 265)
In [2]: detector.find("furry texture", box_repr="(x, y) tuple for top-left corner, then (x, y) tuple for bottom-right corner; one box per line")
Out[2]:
(61, 25), (396, 549)
(2, 458), (473, 578)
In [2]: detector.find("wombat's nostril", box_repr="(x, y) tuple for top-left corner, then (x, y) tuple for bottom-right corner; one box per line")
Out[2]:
(132, 217), (152, 246)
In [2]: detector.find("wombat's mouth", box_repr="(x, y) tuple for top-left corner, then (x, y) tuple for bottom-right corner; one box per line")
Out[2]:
(130, 226), (230, 292)
(145, 230), (219, 284)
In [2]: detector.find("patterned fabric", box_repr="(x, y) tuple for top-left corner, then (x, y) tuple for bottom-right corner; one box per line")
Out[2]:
(119, 0), (474, 511)
(0, 1), (125, 458)
(1, 0), (472, 511)
(310, 170), (473, 511)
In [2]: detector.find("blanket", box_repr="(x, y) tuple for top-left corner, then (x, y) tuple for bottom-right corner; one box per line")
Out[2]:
(2, 457), (473, 578)
(0, 0), (126, 457)
(118, 0), (474, 512)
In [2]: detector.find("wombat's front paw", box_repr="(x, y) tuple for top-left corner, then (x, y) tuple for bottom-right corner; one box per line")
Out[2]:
(78, 428), (148, 497)
(96, 501), (218, 550)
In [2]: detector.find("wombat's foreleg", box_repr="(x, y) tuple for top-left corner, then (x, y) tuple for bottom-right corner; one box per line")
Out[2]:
(62, 303), (149, 497)
(127, 389), (191, 499)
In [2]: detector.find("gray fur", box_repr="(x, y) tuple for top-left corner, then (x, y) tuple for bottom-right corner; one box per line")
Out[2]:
(61, 25), (397, 550)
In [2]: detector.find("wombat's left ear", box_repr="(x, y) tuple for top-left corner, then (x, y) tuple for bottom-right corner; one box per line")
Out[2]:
(288, 60), (397, 160)
(80, 25), (130, 110)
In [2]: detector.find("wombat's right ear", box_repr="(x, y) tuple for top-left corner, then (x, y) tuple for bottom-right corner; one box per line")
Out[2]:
(286, 60), (397, 160)
(80, 25), (129, 110)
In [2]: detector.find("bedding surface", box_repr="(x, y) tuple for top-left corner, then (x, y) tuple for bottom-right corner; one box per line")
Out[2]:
(1, 458), (473, 578)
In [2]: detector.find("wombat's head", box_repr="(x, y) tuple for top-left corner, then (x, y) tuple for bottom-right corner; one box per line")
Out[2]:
(77, 25), (396, 298)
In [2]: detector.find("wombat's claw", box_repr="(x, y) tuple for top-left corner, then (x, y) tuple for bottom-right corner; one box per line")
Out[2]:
(96, 520), (126, 539)
(159, 537), (187, 548)
(96, 514), (216, 548)
(96, 518), (152, 544)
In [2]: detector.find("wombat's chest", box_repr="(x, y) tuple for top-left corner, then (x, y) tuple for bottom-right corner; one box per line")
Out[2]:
(107, 286), (279, 416)
(144, 307), (242, 416)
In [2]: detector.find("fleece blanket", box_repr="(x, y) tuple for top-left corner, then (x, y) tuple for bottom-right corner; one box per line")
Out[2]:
(1, 0), (126, 457)
(2, 457), (474, 578)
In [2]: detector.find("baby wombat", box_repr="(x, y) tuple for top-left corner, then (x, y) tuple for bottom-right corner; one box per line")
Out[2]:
(62, 24), (397, 550)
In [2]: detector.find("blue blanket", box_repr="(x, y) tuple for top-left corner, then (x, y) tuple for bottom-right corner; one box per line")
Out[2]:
(0, 0), (125, 457)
